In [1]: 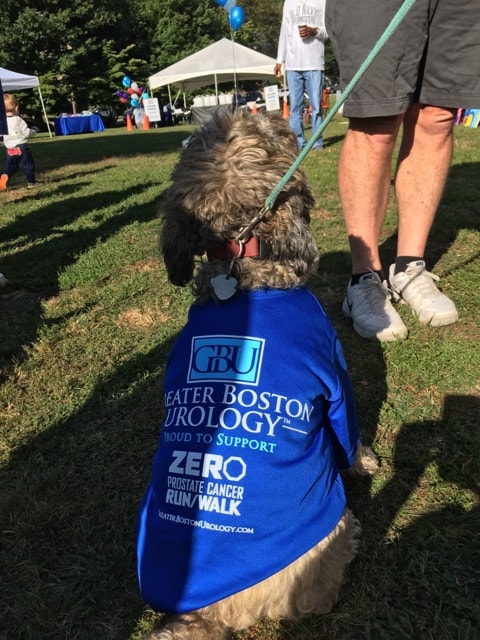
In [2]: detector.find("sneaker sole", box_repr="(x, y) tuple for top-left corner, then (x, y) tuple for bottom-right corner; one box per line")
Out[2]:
(413, 308), (459, 327)
(396, 298), (459, 326)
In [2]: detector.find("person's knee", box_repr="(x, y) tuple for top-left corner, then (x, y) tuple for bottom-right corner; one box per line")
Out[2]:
(349, 114), (402, 136)
(347, 115), (402, 154)
(414, 104), (456, 137)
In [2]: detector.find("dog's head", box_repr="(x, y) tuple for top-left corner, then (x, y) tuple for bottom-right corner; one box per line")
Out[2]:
(161, 108), (319, 301)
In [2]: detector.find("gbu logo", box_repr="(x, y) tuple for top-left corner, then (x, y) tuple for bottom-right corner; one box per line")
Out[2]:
(188, 335), (264, 385)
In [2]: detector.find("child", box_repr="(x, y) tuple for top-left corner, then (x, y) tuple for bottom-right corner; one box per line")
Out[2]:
(0, 93), (38, 190)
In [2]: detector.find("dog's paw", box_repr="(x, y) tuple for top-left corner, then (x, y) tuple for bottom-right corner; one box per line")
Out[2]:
(351, 445), (378, 476)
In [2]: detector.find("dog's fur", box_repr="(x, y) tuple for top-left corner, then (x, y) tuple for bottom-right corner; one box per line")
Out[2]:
(146, 108), (377, 640)
(161, 109), (319, 300)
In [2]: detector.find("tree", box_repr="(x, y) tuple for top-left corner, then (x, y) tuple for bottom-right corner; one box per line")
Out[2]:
(0, 0), (332, 119)
(237, 0), (283, 58)
(141, 0), (227, 70)
(0, 0), (144, 115)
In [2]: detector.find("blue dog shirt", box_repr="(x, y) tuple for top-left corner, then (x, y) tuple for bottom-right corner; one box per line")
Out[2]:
(137, 287), (360, 613)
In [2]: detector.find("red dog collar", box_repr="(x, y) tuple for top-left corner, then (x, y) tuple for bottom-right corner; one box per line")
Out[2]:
(207, 237), (263, 261)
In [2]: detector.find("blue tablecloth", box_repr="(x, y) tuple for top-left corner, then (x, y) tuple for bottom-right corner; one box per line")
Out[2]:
(54, 114), (105, 136)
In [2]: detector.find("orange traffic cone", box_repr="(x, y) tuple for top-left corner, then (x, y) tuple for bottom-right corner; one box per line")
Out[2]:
(250, 101), (258, 115)
(126, 113), (133, 131)
(282, 98), (289, 119)
(143, 113), (151, 130)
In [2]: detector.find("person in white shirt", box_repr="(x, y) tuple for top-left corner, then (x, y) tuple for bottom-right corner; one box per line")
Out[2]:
(0, 93), (38, 190)
(274, 0), (328, 151)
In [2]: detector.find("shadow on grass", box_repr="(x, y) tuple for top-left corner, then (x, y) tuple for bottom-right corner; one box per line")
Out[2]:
(380, 161), (480, 273)
(1, 139), (477, 639)
(268, 395), (479, 640)
(335, 393), (480, 639)
(0, 339), (176, 639)
(2, 320), (478, 640)
(0, 184), (167, 375)
(33, 127), (193, 173)
(315, 249), (387, 445)
(1, 126), (192, 373)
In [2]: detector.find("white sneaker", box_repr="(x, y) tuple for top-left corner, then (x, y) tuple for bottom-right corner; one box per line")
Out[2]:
(342, 272), (408, 341)
(389, 261), (459, 327)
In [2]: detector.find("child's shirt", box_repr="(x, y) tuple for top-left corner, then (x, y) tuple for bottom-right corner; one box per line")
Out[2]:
(137, 287), (360, 613)
(3, 114), (36, 148)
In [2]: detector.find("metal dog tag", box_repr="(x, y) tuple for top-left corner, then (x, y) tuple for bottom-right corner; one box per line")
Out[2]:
(211, 274), (238, 300)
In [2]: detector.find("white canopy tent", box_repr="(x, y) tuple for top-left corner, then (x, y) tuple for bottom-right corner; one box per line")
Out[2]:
(148, 38), (278, 105)
(0, 67), (52, 137)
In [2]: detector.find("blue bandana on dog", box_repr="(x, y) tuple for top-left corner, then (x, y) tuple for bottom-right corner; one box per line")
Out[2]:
(137, 287), (360, 613)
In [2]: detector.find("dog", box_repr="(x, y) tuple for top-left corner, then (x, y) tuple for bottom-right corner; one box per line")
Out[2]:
(136, 108), (378, 640)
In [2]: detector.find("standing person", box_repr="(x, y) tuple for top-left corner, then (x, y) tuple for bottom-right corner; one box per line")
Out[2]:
(0, 93), (38, 191)
(0, 81), (7, 136)
(274, 0), (328, 152)
(0, 81), (10, 285)
(326, 0), (480, 341)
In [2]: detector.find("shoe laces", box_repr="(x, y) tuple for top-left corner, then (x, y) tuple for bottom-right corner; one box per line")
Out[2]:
(358, 276), (390, 311)
(404, 265), (440, 297)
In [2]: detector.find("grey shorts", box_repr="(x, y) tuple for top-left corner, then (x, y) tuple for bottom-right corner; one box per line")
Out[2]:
(326, 0), (480, 117)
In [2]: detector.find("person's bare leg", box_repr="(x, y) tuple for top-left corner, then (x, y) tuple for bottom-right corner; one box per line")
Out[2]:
(389, 103), (459, 326)
(338, 115), (403, 273)
(338, 115), (408, 341)
(395, 103), (455, 257)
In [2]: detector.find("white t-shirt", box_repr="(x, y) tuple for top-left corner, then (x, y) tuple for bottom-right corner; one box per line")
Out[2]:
(276, 0), (328, 71)
(3, 114), (36, 148)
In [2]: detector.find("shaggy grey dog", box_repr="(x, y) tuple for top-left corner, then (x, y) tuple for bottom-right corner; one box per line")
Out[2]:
(141, 108), (377, 640)
(161, 108), (319, 300)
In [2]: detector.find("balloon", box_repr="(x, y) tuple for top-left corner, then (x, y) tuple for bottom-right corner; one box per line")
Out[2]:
(131, 97), (139, 107)
(229, 5), (245, 31)
(131, 82), (138, 91)
(122, 75), (131, 88)
(224, 0), (236, 11)
(119, 97), (128, 104)
(142, 92), (150, 100)
(215, 0), (227, 5)
(127, 87), (135, 95)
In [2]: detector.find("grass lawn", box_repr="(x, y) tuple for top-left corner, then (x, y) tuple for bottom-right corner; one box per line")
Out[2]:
(0, 113), (479, 640)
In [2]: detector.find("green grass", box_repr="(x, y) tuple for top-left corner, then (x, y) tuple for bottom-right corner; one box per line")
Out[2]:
(1, 116), (479, 640)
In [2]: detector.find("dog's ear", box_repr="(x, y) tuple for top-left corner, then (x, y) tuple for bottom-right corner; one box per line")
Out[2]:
(160, 208), (201, 287)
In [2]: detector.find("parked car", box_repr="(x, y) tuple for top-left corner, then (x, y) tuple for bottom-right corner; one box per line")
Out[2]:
(92, 105), (117, 128)
(233, 94), (247, 106)
(233, 91), (263, 106)
(244, 91), (263, 103)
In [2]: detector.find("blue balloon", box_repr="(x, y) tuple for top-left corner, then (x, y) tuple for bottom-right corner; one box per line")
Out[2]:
(229, 5), (245, 31)
(142, 92), (150, 100)
(131, 97), (139, 107)
(215, 0), (227, 5)
(122, 75), (131, 88)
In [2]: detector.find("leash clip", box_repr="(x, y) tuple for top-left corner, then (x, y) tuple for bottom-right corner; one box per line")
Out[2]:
(227, 238), (245, 275)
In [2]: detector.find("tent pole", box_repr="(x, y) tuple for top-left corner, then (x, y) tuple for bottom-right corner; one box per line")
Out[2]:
(37, 85), (52, 138)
